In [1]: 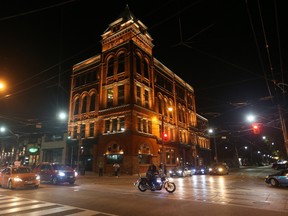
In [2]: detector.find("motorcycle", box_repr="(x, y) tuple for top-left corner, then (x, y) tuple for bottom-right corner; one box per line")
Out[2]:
(134, 173), (176, 193)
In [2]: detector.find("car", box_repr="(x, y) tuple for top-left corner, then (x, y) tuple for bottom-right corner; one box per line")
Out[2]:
(208, 163), (229, 175)
(271, 160), (288, 170)
(0, 166), (40, 189)
(265, 169), (288, 187)
(33, 162), (77, 185)
(192, 166), (208, 175)
(169, 166), (193, 177)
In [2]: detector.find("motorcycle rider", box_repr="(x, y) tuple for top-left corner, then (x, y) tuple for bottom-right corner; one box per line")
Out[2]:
(146, 163), (158, 190)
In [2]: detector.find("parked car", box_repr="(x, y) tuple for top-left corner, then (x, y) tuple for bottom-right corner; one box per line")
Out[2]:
(271, 160), (288, 170)
(208, 163), (229, 175)
(265, 169), (288, 187)
(169, 166), (193, 177)
(0, 166), (40, 189)
(33, 162), (77, 185)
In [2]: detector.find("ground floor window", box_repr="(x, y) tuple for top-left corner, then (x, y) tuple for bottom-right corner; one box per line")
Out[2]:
(165, 148), (176, 165)
(106, 154), (123, 164)
(138, 154), (152, 164)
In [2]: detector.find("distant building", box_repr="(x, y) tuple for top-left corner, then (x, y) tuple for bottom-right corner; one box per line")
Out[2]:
(67, 5), (211, 175)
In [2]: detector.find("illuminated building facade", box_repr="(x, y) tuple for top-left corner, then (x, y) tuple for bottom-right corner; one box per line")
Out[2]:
(67, 6), (211, 175)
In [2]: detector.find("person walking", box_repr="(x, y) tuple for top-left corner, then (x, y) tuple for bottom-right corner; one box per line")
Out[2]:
(113, 163), (120, 177)
(98, 162), (104, 176)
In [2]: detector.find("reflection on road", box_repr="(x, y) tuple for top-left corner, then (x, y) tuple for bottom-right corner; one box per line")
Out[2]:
(169, 174), (288, 212)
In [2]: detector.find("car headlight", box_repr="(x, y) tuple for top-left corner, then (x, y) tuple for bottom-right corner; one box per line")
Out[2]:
(218, 168), (223, 172)
(36, 175), (40, 180)
(208, 168), (212, 171)
(14, 177), (23, 182)
(58, 171), (65, 177)
(177, 170), (182, 174)
(74, 171), (78, 177)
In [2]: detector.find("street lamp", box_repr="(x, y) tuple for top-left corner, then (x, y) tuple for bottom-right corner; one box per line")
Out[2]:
(208, 128), (218, 163)
(161, 107), (173, 172)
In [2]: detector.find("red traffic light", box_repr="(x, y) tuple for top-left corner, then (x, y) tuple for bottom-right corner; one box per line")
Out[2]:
(163, 133), (168, 141)
(252, 123), (260, 134)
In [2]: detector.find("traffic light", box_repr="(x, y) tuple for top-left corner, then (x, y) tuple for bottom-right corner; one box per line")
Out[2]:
(252, 123), (260, 134)
(163, 133), (168, 141)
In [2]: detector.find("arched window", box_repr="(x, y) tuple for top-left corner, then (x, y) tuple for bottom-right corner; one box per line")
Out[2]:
(74, 98), (79, 115)
(107, 57), (114, 77)
(143, 60), (149, 79)
(81, 96), (87, 113)
(89, 93), (96, 111)
(117, 53), (125, 74)
(135, 54), (141, 74)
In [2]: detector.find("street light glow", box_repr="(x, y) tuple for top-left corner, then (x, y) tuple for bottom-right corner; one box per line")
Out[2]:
(246, 114), (255, 123)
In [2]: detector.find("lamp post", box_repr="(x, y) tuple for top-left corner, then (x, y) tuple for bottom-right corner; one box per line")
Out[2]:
(209, 128), (218, 163)
(160, 107), (172, 172)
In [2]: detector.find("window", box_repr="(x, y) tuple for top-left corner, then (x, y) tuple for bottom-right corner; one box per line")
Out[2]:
(136, 86), (141, 105)
(117, 53), (125, 74)
(138, 154), (151, 164)
(143, 60), (149, 79)
(74, 98), (79, 115)
(89, 93), (96, 111)
(80, 124), (85, 138)
(136, 54), (141, 74)
(165, 149), (176, 165)
(118, 85), (124, 105)
(106, 154), (123, 164)
(104, 117), (125, 133)
(119, 117), (125, 131)
(105, 120), (110, 133)
(112, 119), (117, 132)
(144, 90), (149, 108)
(73, 126), (77, 139)
(89, 123), (94, 137)
(81, 96), (87, 113)
(107, 57), (114, 77)
(107, 88), (114, 108)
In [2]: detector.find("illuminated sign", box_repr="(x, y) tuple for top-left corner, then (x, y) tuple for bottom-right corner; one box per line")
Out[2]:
(28, 147), (39, 153)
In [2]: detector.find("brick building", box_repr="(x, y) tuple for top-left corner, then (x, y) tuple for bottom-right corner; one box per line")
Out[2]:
(67, 5), (211, 175)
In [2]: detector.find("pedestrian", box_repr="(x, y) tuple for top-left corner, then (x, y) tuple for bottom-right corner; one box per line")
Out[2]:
(113, 163), (120, 177)
(98, 162), (103, 176)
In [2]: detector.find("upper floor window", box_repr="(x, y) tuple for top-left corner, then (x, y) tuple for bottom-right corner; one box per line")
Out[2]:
(143, 60), (149, 79)
(118, 85), (124, 105)
(136, 54), (141, 74)
(74, 98), (79, 115)
(107, 88), (114, 108)
(117, 53), (125, 74)
(89, 93), (96, 112)
(136, 86), (141, 105)
(89, 123), (94, 137)
(81, 96), (87, 113)
(144, 89), (149, 108)
(107, 57), (114, 77)
(104, 117), (125, 133)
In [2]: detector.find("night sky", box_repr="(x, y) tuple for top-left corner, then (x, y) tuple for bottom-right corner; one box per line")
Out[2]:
(0, 0), (287, 136)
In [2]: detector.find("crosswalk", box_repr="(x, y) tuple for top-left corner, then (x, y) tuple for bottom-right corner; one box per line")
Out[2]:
(0, 195), (118, 216)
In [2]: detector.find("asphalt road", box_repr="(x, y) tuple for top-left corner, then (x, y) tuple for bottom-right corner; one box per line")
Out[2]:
(0, 166), (287, 216)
